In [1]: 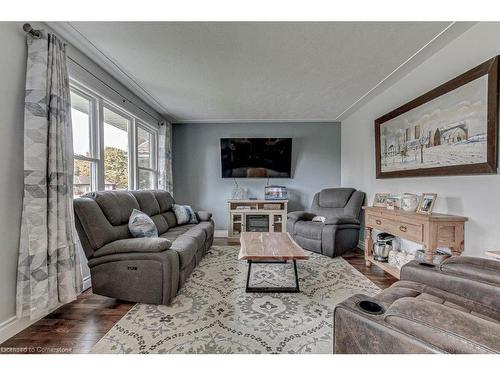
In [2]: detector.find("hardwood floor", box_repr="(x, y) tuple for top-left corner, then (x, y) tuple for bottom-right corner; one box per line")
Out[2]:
(0, 238), (396, 354)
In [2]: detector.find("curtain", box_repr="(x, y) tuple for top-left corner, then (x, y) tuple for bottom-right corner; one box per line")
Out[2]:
(17, 31), (82, 321)
(158, 121), (173, 193)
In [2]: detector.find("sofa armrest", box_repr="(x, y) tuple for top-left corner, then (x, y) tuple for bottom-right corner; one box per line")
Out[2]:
(287, 211), (316, 222)
(439, 256), (500, 286)
(94, 237), (172, 258)
(334, 294), (442, 353)
(196, 211), (213, 221)
(401, 259), (500, 311)
(324, 216), (360, 225)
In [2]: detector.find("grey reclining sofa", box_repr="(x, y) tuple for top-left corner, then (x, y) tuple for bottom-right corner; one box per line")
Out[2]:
(286, 188), (365, 257)
(73, 190), (214, 305)
(334, 256), (500, 353)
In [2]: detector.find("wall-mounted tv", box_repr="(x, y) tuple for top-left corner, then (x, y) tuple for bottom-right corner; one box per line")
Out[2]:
(220, 138), (292, 178)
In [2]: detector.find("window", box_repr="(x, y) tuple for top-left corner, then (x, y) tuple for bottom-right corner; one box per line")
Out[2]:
(70, 81), (158, 195)
(137, 125), (156, 189)
(103, 107), (130, 190)
(70, 90), (97, 197)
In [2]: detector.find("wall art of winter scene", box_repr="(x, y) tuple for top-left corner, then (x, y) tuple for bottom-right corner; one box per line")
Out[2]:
(380, 75), (488, 173)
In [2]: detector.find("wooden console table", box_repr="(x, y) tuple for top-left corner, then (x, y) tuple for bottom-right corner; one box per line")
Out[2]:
(227, 199), (288, 243)
(363, 206), (468, 279)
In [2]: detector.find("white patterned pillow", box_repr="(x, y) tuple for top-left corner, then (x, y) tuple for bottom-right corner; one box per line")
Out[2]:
(173, 204), (198, 225)
(128, 209), (158, 238)
(312, 216), (326, 223)
(185, 205), (198, 224)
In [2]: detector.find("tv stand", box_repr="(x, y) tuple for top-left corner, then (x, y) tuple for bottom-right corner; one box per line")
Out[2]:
(227, 199), (288, 243)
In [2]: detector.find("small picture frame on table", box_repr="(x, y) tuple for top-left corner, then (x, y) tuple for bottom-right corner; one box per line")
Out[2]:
(373, 193), (389, 207)
(386, 195), (401, 210)
(386, 197), (396, 210)
(417, 193), (437, 215)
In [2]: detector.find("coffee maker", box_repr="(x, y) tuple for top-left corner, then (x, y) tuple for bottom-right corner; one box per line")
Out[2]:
(373, 232), (395, 262)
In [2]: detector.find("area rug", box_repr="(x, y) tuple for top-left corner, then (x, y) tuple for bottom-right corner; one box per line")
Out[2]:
(91, 245), (379, 354)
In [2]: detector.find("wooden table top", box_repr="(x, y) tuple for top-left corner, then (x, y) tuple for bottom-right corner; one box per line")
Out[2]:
(238, 232), (310, 260)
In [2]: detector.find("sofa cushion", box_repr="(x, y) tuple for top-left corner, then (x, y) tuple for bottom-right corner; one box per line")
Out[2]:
(129, 209), (158, 238)
(162, 211), (177, 228)
(194, 221), (215, 239)
(440, 256), (500, 286)
(182, 228), (207, 248)
(376, 280), (500, 324)
(85, 191), (140, 225)
(152, 190), (175, 212)
(150, 214), (169, 235)
(294, 221), (323, 240)
(288, 211), (316, 221)
(160, 224), (197, 242)
(74, 197), (118, 252)
(384, 298), (500, 353)
(170, 235), (198, 270)
(131, 191), (161, 216)
(93, 237), (171, 257)
(319, 188), (355, 208)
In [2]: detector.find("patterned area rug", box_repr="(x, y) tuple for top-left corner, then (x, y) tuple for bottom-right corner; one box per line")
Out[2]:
(91, 246), (379, 354)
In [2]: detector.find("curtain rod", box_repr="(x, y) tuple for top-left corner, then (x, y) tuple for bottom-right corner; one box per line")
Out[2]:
(22, 23), (161, 125)
(23, 23), (41, 39)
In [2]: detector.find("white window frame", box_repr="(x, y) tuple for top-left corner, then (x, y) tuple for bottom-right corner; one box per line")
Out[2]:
(102, 101), (135, 191)
(70, 78), (159, 192)
(70, 85), (99, 194)
(136, 122), (158, 190)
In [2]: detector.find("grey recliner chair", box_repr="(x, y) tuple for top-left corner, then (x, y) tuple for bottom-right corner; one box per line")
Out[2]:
(286, 188), (365, 257)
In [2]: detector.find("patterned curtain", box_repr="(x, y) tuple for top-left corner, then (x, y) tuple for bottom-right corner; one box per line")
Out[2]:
(17, 31), (82, 320)
(158, 121), (173, 193)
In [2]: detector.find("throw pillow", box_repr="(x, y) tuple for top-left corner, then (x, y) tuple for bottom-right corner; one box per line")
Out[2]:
(173, 204), (198, 225)
(185, 205), (199, 224)
(128, 209), (158, 238)
(312, 216), (326, 223)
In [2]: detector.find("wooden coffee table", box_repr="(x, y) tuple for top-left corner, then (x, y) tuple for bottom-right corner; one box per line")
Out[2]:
(238, 232), (310, 293)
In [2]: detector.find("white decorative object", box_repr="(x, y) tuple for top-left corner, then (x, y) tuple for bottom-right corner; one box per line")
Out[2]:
(388, 249), (416, 270)
(312, 216), (326, 223)
(401, 193), (419, 212)
(231, 182), (246, 200)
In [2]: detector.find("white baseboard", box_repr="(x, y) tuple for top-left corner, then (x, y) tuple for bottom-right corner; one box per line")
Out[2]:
(0, 277), (93, 344)
(0, 315), (40, 345)
(214, 230), (228, 238)
(83, 275), (92, 291)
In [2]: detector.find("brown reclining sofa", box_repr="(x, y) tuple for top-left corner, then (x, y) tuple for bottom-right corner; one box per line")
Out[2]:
(334, 256), (500, 353)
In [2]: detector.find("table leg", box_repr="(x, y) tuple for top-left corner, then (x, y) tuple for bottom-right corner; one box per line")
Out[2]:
(364, 227), (373, 267)
(245, 259), (300, 293)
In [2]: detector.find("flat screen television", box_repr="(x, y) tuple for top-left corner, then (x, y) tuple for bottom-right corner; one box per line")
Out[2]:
(220, 138), (292, 178)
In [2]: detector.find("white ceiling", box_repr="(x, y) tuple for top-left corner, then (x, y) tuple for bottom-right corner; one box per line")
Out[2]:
(51, 22), (472, 123)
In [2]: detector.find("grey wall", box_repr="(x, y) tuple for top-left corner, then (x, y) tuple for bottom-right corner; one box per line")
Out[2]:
(172, 122), (341, 231)
(341, 22), (500, 257)
(0, 22), (26, 330)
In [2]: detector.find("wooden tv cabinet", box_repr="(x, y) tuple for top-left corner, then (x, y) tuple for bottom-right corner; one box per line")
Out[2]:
(227, 199), (288, 243)
(363, 206), (468, 279)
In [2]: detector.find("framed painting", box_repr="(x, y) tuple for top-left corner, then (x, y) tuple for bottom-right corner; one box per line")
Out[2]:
(375, 56), (499, 178)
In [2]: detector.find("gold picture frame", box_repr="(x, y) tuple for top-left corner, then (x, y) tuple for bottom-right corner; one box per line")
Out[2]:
(373, 193), (390, 207)
(417, 193), (437, 215)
